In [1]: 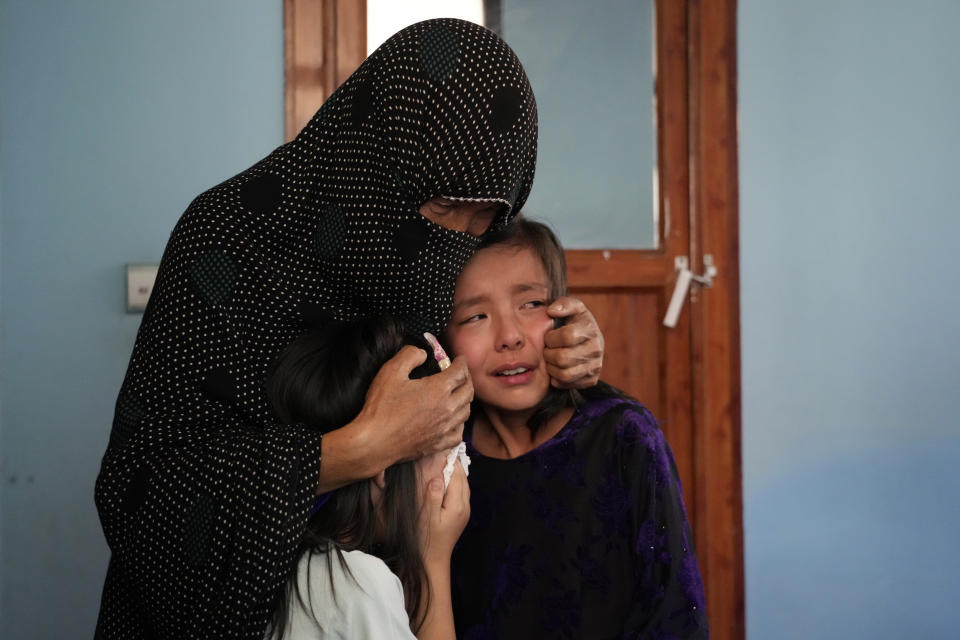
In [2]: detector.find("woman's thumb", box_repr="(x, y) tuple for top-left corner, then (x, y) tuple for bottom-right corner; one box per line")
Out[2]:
(390, 345), (429, 377)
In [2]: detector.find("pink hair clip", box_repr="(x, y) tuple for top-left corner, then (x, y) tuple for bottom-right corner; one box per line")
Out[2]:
(423, 332), (451, 371)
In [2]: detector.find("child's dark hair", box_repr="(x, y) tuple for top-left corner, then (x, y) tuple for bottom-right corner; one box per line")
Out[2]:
(265, 315), (439, 637)
(468, 215), (583, 434)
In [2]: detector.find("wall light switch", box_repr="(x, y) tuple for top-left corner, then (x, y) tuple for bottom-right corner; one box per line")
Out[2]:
(127, 264), (159, 313)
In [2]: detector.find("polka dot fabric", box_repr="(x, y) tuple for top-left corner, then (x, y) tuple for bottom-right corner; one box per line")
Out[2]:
(94, 19), (537, 639)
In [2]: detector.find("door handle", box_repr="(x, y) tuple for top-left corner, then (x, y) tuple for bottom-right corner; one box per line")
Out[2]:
(663, 255), (717, 328)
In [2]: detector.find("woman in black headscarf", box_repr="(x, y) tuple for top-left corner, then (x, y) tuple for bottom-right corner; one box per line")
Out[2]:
(94, 19), (602, 639)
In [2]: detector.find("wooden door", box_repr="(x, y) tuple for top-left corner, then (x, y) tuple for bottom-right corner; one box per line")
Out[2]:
(283, 1), (743, 636)
(284, 0), (367, 141)
(566, 3), (744, 637)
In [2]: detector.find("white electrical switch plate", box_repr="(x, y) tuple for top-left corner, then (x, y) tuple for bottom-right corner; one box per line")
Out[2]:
(127, 264), (159, 313)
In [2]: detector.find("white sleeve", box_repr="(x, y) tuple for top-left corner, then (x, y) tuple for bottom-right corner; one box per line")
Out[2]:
(338, 550), (417, 640)
(280, 549), (416, 640)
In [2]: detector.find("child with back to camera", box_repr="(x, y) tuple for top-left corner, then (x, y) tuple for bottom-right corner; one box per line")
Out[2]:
(265, 316), (470, 640)
(445, 217), (710, 639)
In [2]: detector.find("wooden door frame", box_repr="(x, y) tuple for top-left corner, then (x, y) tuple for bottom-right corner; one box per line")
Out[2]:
(284, 0), (367, 141)
(566, 2), (743, 636)
(282, 1), (744, 636)
(687, 1), (744, 637)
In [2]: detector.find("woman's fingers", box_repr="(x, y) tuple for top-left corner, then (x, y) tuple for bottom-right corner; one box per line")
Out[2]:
(546, 296), (587, 323)
(443, 355), (471, 390)
(448, 367), (475, 407)
(390, 344), (430, 375)
(543, 295), (604, 388)
(418, 358), (472, 452)
(359, 346), (475, 465)
(424, 424), (465, 457)
(545, 360), (599, 389)
(544, 298), (599, 349)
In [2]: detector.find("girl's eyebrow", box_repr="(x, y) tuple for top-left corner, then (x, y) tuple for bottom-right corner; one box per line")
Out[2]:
(513, 282), (548, 294)
(452, 293), (488, 310)
(453, 282), (548, 309)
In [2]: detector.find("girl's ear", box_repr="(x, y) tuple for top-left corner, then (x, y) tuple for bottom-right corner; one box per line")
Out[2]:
(373, 469), (387, 491)
(369, 469), (387, 507)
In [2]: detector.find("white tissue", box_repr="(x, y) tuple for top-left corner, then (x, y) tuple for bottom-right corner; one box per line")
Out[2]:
(442, 442), (470, 491)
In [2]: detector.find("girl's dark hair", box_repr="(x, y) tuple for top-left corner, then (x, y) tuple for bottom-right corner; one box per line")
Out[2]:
(265, 315), (439, 637)
(468, 215), (583, 434)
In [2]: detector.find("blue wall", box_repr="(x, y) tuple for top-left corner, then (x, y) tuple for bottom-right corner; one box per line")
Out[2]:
(739, 1), (960, 637)
(0, 1), (283, 637)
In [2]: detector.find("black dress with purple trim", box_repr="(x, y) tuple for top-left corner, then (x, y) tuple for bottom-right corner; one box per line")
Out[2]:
(451, 392), (709, 640)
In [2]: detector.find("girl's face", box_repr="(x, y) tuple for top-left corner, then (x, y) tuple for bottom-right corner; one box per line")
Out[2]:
(446, 245), (554, 415)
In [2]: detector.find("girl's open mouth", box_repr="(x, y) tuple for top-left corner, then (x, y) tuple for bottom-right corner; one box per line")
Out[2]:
(492, 364), (536, 385)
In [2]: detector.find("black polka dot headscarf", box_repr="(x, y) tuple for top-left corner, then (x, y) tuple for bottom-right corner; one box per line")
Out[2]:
(94, 19), (537, 639)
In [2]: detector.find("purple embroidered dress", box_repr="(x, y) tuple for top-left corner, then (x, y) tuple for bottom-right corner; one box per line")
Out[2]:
(451, 394), (708, 639)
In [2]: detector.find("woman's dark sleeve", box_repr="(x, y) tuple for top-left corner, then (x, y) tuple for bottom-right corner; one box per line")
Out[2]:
(95, 413), (323, 638)
(94, 191), (325, 639)
(618, 405), (709, 639)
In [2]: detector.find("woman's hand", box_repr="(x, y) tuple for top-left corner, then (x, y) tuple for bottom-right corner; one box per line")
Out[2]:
(419, 462), (471, 567)
(543, 296), (604, 389)
(316, 348), (472, 493)
(361, 347), (473, 459)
